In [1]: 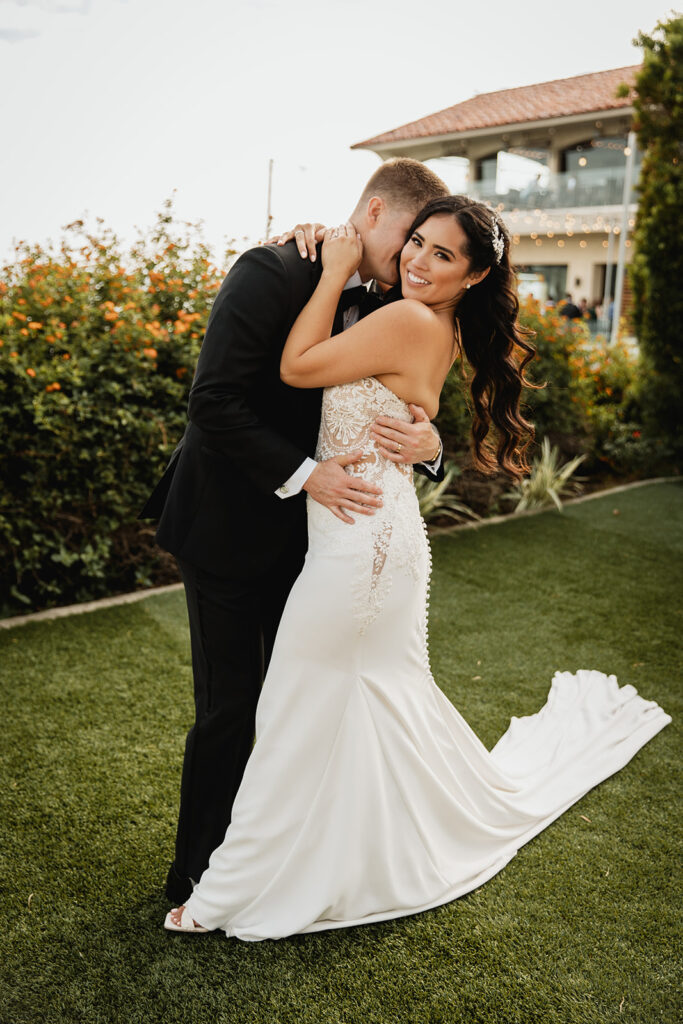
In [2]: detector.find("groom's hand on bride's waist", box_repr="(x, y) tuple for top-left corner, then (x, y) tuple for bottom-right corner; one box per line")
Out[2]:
(371, 405), (442, 466)
(303, 453), (383, 525)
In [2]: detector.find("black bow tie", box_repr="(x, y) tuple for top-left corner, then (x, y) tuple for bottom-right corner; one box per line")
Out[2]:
(339, 284), (368, 313)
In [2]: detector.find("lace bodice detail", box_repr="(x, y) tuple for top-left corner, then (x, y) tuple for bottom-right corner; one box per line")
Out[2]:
(307, 377), (430, 636)
(315, 376), (415, 486)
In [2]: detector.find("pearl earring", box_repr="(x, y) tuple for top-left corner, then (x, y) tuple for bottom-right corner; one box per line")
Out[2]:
(466, 284), (471, 290)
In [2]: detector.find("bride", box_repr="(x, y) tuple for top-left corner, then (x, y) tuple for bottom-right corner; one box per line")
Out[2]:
(165, 196), (671, 939)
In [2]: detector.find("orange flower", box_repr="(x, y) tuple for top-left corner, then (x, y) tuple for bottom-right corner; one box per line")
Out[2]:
(12, 311), (27, 321)
(26, 367), (36, 377)
(62, 353), (71, 360)
(142, 347), (157, 359)
(10, 351), (18, 358)
(64, 296), (73, 304)
(175, 366), (188, 379)
(20, 328), (29, 337)
(45, 382), (61, 392)
(28, 321), (43, 330)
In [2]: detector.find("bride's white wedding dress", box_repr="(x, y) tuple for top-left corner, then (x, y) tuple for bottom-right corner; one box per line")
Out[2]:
(183, 377), (671, 941)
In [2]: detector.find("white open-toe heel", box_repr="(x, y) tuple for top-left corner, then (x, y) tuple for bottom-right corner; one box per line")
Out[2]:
(164, 906), (210, 933)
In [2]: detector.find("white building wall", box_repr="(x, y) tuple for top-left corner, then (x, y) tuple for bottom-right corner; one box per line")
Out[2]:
(510, 233), (632, 304)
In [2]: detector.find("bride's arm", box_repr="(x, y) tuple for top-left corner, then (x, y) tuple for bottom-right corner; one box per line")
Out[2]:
(281, 225), (433, 389)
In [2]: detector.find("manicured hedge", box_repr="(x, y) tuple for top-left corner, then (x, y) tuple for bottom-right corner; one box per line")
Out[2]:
(0, 207), (232, 614)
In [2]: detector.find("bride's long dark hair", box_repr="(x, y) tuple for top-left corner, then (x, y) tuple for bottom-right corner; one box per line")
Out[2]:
(404, 195), (537, 478)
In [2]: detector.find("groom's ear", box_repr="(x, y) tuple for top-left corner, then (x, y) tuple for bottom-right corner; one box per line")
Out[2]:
(365, 196), (384, 228)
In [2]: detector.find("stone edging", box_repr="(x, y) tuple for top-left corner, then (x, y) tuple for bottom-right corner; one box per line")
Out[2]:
(1, 476), (678, 631)
(0, 582), (184, 631)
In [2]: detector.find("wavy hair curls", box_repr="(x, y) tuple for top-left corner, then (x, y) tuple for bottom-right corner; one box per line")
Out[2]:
(405, 195), (538, 479)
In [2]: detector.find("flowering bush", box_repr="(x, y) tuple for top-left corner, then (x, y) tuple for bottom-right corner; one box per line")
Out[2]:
(436, 298), (590, 456)
(0, 202), (234, 614)
(436, 296), (654, 476)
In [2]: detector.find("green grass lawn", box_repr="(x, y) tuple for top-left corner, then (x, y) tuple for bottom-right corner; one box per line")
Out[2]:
(1, 482), (680, 1024)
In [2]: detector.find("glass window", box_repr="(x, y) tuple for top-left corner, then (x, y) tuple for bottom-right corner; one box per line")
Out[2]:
(516, 265), (567, 304)
(563, 137), (629, 172)
(478, 155), (498, 181)
(423, 157), (469, 194)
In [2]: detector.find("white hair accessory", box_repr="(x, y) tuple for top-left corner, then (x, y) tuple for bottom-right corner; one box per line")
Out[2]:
(490, 216), (505, 264)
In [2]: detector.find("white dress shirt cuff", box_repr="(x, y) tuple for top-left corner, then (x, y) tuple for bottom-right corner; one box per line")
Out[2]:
(275, 457), (317, 499)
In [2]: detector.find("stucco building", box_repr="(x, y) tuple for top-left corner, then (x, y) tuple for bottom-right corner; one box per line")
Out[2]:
(353, 66), (640, 312)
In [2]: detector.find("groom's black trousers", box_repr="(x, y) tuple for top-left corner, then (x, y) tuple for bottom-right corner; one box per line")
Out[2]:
(170, 545), (305, 895)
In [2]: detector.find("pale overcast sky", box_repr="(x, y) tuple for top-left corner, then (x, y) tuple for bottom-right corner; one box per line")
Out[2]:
(0, 0), (668, 262)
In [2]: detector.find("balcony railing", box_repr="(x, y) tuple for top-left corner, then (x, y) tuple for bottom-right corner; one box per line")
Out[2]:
(467, 165), (640, 211)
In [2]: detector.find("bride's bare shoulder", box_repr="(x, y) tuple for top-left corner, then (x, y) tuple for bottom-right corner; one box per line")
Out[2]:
(375, 298), (442, 336)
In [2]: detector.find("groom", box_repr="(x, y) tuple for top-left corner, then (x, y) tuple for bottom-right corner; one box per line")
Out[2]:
(140, 158), (449, 903)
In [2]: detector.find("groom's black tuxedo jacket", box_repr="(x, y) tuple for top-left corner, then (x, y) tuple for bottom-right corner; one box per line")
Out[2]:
(140, 241), (440, 579)
(140, 241), (330, 578)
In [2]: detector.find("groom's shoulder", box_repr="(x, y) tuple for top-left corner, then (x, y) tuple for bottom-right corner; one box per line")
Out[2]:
(222, 241), (319, 295)
(261, 239), (322, 284)
(230, 240), (319, 278)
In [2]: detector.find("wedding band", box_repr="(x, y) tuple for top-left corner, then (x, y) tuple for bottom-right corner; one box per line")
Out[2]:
(396, 443), (402, 454)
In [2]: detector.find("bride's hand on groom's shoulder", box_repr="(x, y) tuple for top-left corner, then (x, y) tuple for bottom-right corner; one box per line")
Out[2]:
(321, 223), (363, 283)
(267, 223), (327, 261)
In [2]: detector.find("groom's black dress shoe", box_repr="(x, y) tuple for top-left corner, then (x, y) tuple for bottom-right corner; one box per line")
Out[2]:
(165, 862), (194, 904)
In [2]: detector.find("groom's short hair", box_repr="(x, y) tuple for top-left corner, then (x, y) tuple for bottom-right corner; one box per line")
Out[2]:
(356, 158), (449, 213)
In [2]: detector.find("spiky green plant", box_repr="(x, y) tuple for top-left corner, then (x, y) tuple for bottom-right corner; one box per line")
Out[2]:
(414, 461), (480, 524)
(504, 438), (587, 513)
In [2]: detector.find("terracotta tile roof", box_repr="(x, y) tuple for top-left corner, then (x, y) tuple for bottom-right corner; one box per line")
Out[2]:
(353, 66), (640, 149)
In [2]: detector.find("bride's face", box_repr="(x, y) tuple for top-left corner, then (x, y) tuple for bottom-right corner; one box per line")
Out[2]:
(400, 214), (485, 307)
